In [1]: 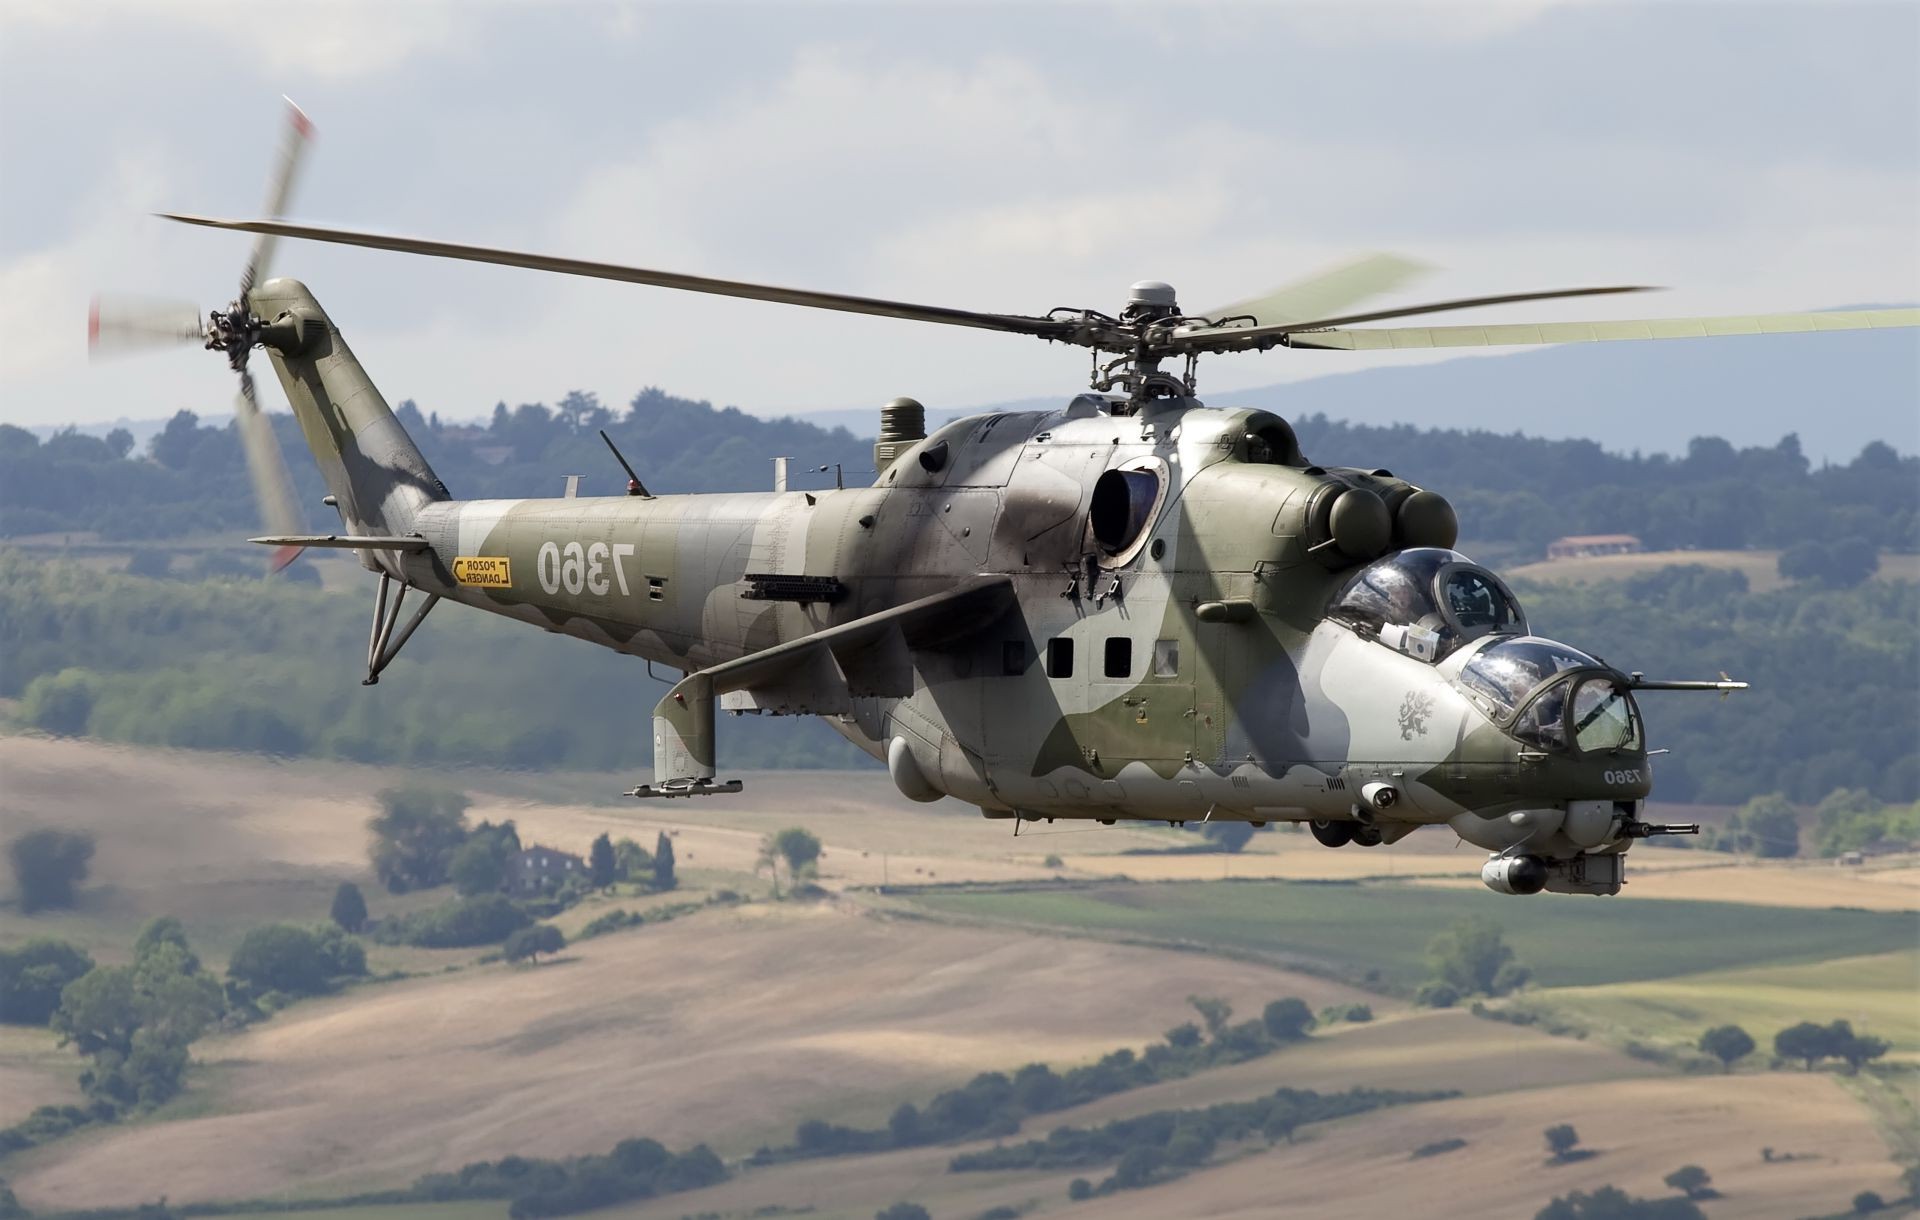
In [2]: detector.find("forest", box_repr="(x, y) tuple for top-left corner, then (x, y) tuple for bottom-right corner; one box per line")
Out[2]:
(3, 386), (1915, 562)
(1, 550), (1913, 803)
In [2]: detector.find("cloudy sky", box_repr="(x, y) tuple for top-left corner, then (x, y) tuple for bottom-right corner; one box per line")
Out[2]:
(2, 0), (1915, 432)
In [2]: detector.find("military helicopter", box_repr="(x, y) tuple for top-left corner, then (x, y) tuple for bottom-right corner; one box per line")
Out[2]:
(94, 102), (1919, 897)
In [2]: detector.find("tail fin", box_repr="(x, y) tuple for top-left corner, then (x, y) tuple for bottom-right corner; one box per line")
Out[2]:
(249, 277), (448, 542)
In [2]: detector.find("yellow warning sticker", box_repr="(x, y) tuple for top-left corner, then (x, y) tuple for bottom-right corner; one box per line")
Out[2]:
(452, 556), (512, 588)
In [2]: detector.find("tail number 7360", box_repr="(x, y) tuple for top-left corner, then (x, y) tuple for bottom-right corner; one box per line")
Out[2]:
(536, 540), (636, 597)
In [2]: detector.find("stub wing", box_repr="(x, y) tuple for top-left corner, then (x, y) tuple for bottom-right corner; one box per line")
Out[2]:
(637, 575), (1015, 797)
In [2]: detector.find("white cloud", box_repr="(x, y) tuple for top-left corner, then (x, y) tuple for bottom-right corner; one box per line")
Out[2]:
(1, 7), (1913, 430)
(0, 0), (464, 79)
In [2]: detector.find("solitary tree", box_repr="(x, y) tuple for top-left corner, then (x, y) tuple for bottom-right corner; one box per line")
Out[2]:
(589, 833), (617, 889)
(504, 924), (566, 964)
(1427, 917), (1526, 996)
(1664, 1165), (1714, 1200)
(1698, 1024), (1756, 1072)
(1828, 1020), (1891, 1073)
(653, 831), (677, 890)
(8, 828), (97, 913)
(1262, 997), (1315, 1041)
(1544, 1123), (1582, 1162)
(768, 827), (823, 893)
(367, 787), (470, 893)
(330, 882), (369, 933)
(1774, 1021), (1831, 1071)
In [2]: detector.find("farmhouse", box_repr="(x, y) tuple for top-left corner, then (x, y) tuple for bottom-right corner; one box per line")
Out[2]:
(509, 845), (586, 896)
(1546, 533), (1644, 560)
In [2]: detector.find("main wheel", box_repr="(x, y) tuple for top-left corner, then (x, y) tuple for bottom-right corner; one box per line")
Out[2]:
(1351, 824), (1384, 847)
(1309, 819), (1354, 848)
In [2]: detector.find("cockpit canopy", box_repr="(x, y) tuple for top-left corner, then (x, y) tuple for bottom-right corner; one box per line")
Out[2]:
(1461, 636), (1642, 753)
(1328, 548), (1526, 663)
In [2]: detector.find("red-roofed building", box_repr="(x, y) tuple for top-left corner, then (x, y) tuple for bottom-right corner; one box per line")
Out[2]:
(1547, 534), (1643, 560)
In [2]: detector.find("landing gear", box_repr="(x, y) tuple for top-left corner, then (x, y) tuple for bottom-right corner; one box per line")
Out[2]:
(362, 572), (440, 686)
(1309, 819), (1354, 848)
(1351, 824), (1384, 847)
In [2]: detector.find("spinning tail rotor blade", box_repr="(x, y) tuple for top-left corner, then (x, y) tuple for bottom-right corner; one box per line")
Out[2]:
(239, 97), (316, 297)
(1195, 253), (1430, 328)
(1278, 307), (1920, 351)
(234, 370), (306, 573)
(88, 294), (203, 356)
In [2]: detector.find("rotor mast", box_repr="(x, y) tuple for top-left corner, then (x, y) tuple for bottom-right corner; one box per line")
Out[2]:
(1093, 280), (1201, 411)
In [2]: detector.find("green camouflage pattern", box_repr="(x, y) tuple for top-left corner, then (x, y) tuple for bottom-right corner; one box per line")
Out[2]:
(258, 277), (1668, 896)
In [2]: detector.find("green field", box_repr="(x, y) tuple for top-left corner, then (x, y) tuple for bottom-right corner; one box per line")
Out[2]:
(906, 881), (1920, 989)
(1534, 949), (1920, 1054)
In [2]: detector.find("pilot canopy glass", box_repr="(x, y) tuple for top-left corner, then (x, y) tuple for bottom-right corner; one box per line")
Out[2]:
(1460, 636), (1600, 712)
(1328, 548), (1525, 662)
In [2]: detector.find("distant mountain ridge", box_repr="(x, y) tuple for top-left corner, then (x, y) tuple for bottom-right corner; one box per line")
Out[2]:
(958, 324), (1918, 466)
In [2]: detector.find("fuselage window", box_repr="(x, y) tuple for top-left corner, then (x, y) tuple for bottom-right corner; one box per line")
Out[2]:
(1047, 638), (1074, 679)
(1152, 639), (1179, 678)
(1104, 637), (1133, 679)
(1003, 641), (1027, 675)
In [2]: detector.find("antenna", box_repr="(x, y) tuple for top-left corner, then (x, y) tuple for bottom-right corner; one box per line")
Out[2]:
(598, 430), (651, 498)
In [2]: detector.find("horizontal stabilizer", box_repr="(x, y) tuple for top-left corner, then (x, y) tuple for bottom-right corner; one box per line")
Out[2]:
(250, 534), (431, 551)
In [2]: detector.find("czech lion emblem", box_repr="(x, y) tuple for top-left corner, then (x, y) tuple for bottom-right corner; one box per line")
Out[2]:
(1398, 690), (1434, 740)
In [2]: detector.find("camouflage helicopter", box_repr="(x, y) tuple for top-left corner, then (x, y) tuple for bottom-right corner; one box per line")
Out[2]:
(95, 102), (1920, 897)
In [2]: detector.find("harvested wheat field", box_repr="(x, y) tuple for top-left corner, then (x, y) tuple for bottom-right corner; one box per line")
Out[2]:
(1041, 1072), (1905, 1220)
(0, 1026), (76, 1127)
(5, 900), (1372, 1209)
(549, 1064), (1901, 1220)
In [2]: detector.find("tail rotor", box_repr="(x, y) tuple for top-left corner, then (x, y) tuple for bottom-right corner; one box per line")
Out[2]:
(88, 96), (317, 573)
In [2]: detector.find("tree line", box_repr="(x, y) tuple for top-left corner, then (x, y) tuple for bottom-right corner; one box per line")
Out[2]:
(3, 388), (1913, 561)
(749, 993), (1328, 1167)
(7, 549), (1916, 802)
(0, 550), (872, 772)
(952, 1084), (1455, 1199)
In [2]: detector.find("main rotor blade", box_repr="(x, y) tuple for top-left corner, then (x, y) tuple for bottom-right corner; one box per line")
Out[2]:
(234, 370), (307, 573)
(165, 214), (1075, 339)
(1195, 253), (1429, 328)
(1166, 285), (1656, 353)
(1277, 307), (1920, 351)
(88, 294), (203, 356)
(239, 97), (316, 297)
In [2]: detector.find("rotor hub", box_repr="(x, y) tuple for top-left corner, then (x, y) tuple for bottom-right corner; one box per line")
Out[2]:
(205, 300), (262, 372)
